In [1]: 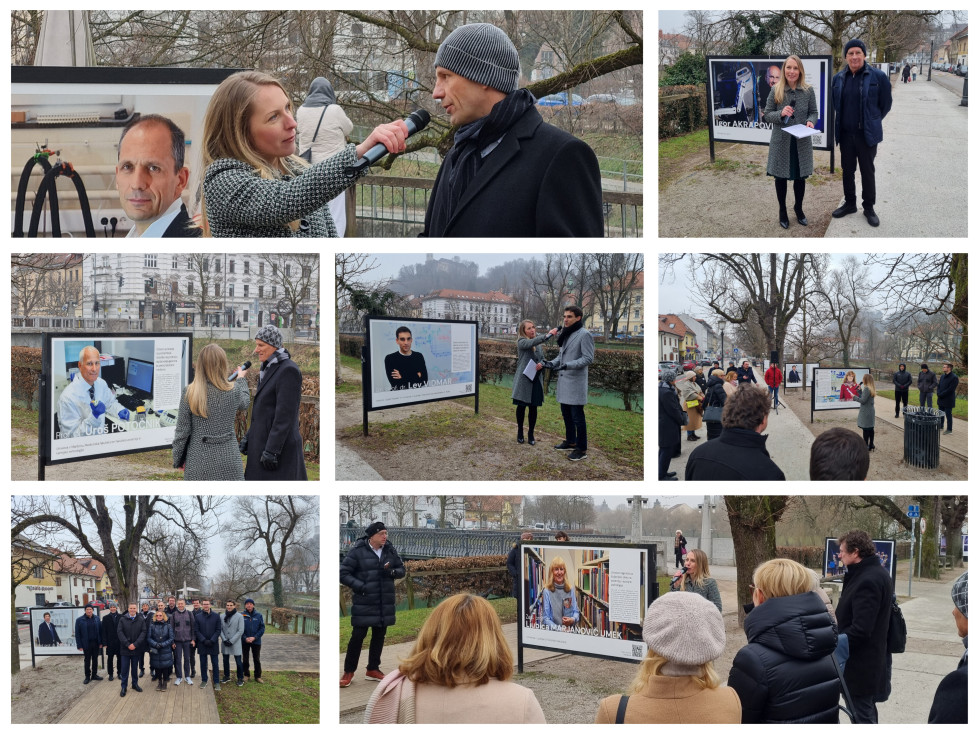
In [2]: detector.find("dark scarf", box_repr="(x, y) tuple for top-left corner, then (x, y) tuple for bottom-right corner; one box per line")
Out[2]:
(428, 88), (535, 235)
(224, 609), (236, 623)
(557, 318), (583, 347)
(259, 346), (290, 385)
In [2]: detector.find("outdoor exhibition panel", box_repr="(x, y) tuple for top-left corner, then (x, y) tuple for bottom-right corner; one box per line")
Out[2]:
(810, 366), (870, 421)
(40, 332), (192, 466)
(518, 541), (657, 668)
(823, 537), (897, 586)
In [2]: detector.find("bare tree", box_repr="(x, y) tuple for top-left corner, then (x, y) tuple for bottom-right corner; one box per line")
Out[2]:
(526, 253), (578, 328)
(11, 254), (85, 318)
(381, 496), (418, 527)
(11, 495), (223, 610)
(335, 253), (383, 386)
(726, 496), (790, 624)
(227, 496), (318, 607)
(258, 253), (319, 329)
(211, 553), (265, 604)
(140, 519), (208, 598)
(586, 253), (643, 337)
(817, 256), (869, 368)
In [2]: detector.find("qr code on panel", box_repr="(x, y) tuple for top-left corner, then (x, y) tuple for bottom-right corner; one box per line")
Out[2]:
(466, 384), (472, 391)
(632, 644), (643, 657)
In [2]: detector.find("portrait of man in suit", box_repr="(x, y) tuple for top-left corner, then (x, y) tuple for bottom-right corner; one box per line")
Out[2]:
(37, 611), (63, 646)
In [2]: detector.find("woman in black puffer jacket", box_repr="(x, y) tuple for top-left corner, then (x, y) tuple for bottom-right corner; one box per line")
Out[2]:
(148, 610), (175, 691)
(728, 559), (840, 723)
(703, 369), (729, 441)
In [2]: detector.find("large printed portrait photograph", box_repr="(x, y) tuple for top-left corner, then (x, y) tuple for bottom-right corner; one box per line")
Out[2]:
(30, 607), (79, 652)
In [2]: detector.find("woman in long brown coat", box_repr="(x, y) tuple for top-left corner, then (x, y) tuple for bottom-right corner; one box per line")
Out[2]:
(677, 370), (704, 441)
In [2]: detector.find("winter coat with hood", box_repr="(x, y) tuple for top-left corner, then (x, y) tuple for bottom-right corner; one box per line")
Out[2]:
(728, 591), (840, 723)
(340, 536), (407, 628)
(148, 619), (175, 669)
(703, 374), (728, 413)
(893, 368), (912, 391)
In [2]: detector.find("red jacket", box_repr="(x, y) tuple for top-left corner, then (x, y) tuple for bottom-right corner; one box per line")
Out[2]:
(839, 382), (860, 401)
(764, 366), (782, 388)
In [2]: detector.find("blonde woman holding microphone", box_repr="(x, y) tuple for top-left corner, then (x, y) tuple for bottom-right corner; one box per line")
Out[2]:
(763, 56), (818, 229)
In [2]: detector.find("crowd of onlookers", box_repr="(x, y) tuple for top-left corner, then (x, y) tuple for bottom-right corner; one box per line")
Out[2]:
(355, 528), (968, 724)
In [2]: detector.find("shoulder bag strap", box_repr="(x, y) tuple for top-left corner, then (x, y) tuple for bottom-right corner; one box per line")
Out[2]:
(311, 106), (327, 144)
(615, 694), (629, 723)
(832, 652), (856, 723)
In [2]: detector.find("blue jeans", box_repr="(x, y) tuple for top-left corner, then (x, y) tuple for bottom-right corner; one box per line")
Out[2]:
(120, 654), (140, 688)
(559, 403), (587, 450)
(198, 649), (219, 683)
(223, 653), (243, 682)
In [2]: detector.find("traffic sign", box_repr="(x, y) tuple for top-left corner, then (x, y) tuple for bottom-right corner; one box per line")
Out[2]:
(908, 504), (920, 518)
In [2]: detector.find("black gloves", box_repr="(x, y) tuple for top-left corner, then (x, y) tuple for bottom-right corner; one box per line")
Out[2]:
(239, 436), (248, 455)
(260, 450), (279, 471)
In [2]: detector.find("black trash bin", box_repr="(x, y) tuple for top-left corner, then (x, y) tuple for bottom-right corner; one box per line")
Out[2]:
(903, 407), (943, 468)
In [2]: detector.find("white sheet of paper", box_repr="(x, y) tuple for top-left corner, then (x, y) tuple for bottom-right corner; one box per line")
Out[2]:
(523, 359), (539, 381)
(783, 124), (819, 139)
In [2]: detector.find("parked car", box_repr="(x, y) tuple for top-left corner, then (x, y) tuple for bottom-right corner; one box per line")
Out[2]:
(957, 65), (968, 76)
(16, 606), (31, 624)
(88, 600), (106, 610)
(584, 93), (617, 105)
(681, 360), (696, 371)
(536, 92), (585, 107)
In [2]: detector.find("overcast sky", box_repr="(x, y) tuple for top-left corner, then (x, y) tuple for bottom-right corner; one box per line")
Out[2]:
(350, 253), (549, 284)
(659, 9), (966, 35)
(657, 253), (897, 324)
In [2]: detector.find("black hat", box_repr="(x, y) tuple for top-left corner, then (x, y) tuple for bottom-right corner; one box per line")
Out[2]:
(365, 521), (387, 537)
(844, 39), (868, 57)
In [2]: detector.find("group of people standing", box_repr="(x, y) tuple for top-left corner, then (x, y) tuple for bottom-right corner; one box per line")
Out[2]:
(77, 596), (265, 696)
(510, 307), (594, 462)
(764, 40), (891, 230)
(172, 325), (307, 481)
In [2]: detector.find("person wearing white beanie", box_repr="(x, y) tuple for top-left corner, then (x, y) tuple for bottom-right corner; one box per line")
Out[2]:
(595, 593), (740, 723)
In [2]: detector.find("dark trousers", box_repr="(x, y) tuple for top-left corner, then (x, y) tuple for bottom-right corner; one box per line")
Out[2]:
(242, 640), (262, 678)
(658, 446), (675, 480)
(223, 653), (243, 682)
(851, 693), (879, 723)
(105, 651), (120, 677)
(840, 132), (878, 209)
(154, 665), (171, 682)
(559, 403), (587, 450)
(120, 654), (140, 688)
(895, 389), (908, 415)
(344, 625), (387, 673)
(190, 645), (196, 676)
(941, 407), (953, 431)
(198, 649), (219, 683)
(920, 391), (934, 408)
(82, 645), (100, 677)
(174, 640), (192, 678)
(674, 548), (684, 567)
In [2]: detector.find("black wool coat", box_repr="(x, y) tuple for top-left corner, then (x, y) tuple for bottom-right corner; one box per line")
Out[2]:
(658, 384), (686, 448)
(245, 354), (307, 481)
(928, 658), (968, 724)
(340, 537), (406, 628)
(703, 375), (728, 411)
(728, 592), (840, 723)
(421, 105), (603, 237)
(685, 427), (786, 480)
(937, 372), (959, 410)
(161, 204), (203, 237)
(836, 554), (893, 698)
(101, 612), (121, 654)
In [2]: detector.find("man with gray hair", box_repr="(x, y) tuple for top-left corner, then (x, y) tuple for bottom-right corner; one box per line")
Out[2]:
(116, 114), (200, 237)
(57, 345), (130, 437)
(421, 22), (602, 237)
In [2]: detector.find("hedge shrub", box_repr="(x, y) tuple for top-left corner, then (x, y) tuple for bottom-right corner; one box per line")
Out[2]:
(659, 84), (708, 140)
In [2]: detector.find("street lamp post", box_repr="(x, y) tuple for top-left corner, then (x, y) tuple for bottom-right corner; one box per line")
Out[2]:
(717, 320), (726, 367)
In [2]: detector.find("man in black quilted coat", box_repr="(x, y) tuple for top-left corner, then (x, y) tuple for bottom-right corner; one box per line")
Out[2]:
(339, 522), (406, 688)
(835, 529), (893, 723)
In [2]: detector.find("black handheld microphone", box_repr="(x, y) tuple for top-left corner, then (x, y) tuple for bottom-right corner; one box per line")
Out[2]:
(229, 360), (251, 381)
(344, 109), (431, 175)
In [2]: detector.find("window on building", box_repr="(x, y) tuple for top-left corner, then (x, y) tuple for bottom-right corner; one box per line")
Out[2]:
(229, 260), (235, 273)
(302, 265), (311, 278)
(187, 259), (193, 270)
(272, 285), (277, 297)
(187, 282), (194, 296)
(214, 284), (220, 297)
(273, 264), (279, 277)
(244, 285), (249, 298)
(244, 261), (250, 275)
(172, 256), (178, 269)
(258, 285), (264, 298)
(101, 256), (110, 268)
(229, 284), (234, 297)
(32, 565), (43, 578)
(144, 254), (157, 268)
(259, 263), (265, 276)
(215, 260), (221, 273)
(302, 286), (309, 299)
(55, 576), (61, 586)
(634, 309), (640, 319)
(285, 264), (291, 277)
(634, 293), (642, 304)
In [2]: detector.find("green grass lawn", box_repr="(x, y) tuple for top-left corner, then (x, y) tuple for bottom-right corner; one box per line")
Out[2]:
(338, 355), (643, 469)
(214, 670), (318, 724)
(659, 127), (709, 162)
(876, 390), (968, 420)
(340, 596), (517, 652)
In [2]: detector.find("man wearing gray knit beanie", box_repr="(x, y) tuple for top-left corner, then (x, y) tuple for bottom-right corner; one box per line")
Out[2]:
(421, 22), (602, 237)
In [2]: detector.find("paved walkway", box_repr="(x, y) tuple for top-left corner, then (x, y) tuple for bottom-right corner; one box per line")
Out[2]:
(824, 73), (967, 237)
(335, 440), (384, 481)
(873, 393), (968, 459)
(260, 633), (320, 672)
(58, 676), (219, 724)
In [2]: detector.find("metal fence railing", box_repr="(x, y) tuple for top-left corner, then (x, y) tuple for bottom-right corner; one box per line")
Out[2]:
(353, 175), (642, 237)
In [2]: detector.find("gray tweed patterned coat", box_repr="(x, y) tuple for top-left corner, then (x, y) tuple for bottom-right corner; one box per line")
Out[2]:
(542, 328), (595, 406)
(172, 379), (250, 480)
(855, 385), (876, 429)
(202, 144), (367, 237)
(511, 333), (553, 404)
(763, 85), (819, 179)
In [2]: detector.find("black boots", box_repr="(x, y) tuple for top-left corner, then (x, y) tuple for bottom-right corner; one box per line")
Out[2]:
(779, 207), (789, 229)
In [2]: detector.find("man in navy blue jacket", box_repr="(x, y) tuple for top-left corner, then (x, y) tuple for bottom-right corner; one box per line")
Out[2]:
(195, 598), (223, 691)
(831, 39), (893, 227)
(75, 604), (104, 684)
